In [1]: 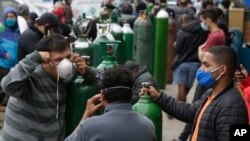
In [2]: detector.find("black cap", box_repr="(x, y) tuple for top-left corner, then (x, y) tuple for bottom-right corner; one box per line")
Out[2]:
(17, 4), (29, 16)
(124, 60), (140, 70)
(36, 12), (61, 33)
(36, 12), (59, 27)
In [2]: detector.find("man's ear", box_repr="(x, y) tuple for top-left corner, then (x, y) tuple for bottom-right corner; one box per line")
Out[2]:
(221, 65), (227, 76)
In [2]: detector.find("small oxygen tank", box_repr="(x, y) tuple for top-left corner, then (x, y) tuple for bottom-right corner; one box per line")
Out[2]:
(122, 23), (134, 61)
(97, 41), (120, 70)
(132, 82), (162, 141)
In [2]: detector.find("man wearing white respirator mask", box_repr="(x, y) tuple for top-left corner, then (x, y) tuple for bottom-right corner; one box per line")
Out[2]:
(0, 34), (100, 141)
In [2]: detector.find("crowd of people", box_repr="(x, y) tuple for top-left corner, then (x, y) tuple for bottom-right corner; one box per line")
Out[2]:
(0, 0), (249, 141)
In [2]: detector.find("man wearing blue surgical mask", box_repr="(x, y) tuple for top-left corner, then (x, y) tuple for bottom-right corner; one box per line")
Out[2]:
(142, 46), (248, 141)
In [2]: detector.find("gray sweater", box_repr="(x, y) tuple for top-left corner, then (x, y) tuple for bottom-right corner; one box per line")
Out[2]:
(65, 103), (156, 141)
(2, 51), (70, 141)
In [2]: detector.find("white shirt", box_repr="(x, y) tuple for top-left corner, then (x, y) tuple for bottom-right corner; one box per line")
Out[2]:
(17, 16), (28, 34)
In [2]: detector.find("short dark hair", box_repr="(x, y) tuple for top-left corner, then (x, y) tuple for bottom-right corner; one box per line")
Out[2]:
(179, 14), (195, 25)
(102, 66), (134, 103)
(136, 2), (146, 13)
(221, 0), (230, 9)
(207, 46), (237, 78)
(202, 0), (213, 9)
(200, 7), (218, 22)
(124, 60), (140, 71)
(37, 34), (70, 52)
(120, 3), (133, 15)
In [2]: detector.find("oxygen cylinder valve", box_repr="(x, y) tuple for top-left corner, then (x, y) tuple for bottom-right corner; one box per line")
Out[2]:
(141, 82), (151, 95)
(141, 82), (151, 88)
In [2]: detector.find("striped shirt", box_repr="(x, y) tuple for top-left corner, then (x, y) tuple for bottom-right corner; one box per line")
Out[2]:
(1, 51), (68, 141)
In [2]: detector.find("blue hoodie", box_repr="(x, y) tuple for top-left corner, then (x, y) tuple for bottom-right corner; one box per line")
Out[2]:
(0, 6), (19, 68)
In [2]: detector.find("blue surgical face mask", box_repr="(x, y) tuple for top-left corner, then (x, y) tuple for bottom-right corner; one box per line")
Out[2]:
(196, 66), (223, 88)
(200, 22), (209, 31)
(6, 18), (16, 28)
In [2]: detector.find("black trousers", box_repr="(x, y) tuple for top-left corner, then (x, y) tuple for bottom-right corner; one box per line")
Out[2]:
(0, 67), (10, 106)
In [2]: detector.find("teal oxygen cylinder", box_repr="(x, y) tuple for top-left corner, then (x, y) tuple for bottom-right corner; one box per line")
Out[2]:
(154, 6), (169, 89)
(109, 13), (125, 64)
(133, 10), (152, 69)
(132, 82), (162, 141)
(122, 23), (134, 61)
(66, 76), (100, 136)
(97, 41), (120, 70)
(92, 23), (114, 67)
(73, 36), (93, 65)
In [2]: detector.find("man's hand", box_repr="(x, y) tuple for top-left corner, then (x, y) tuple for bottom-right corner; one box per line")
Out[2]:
(72, 54), (88, 75)
(198, 42), (206, 61)
(140, 86), (160, 101)
(235, 64), (248, 83)
(82, 94), (103, 120)
(5, 53), (10, 60)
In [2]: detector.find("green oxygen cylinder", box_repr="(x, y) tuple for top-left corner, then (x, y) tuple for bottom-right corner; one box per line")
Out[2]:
(66, 76), (100, 136)
(122, 23), (134, 61)
(92, 23), (114, 67)
(151, 16), (156, 75)
(97, 41), (120, 70)
(132, 82), (162, 141)
(110, 13), (125, 64)
(73, 36), (93, 65)
(154, 6), (169, 89)
(133, 10), (152, 69)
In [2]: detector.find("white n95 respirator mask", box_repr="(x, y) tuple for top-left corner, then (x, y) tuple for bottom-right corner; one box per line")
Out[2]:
(57, 58), (75, 81)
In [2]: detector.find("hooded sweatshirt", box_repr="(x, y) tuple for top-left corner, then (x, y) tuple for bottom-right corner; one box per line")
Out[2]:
(0, 6), (20, 68)
(172, 20), (208, 70)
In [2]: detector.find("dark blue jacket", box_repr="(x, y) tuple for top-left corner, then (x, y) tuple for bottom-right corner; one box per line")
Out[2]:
(172, 20), (208, 70)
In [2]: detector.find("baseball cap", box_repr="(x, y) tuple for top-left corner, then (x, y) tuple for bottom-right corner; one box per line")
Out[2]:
(36, 12), (59, 27)
(36, 12), (61, 33)
(29, 12), (38, 21)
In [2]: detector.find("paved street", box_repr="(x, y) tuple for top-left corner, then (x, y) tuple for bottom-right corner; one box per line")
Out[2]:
(0, 82), (197, 141)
